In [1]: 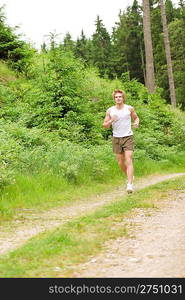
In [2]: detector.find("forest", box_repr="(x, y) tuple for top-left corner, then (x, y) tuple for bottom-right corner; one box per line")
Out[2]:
(0, 0), (185, 218)
(1, 0), (185, 280)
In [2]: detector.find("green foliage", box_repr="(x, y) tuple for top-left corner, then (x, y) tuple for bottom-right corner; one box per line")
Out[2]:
(0, 27), (185, 192)
(111, 1), (144, 81)
(0, 119), (22, 186)
(0, 6), (34, 75)
(62, 32), (75, 52)
(74, 30), (90, 64)
(91, 16), (112, 77)
(2, 1), (185, 108)
(0, 60), (16, 84)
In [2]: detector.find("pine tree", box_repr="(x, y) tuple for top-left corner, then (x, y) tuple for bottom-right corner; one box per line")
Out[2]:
(91, 16), (111, 77)
(110, 11), (129, 78)
(41, 42), (47, 53)
(0, 5), (33, 73)
(168, 18), (185, 108)
(110, 1), (144, 82)
(74, 30), (88, 63)
(176, 0), (185, 19)
(165, 0), (175, 22)
(63, 32), (75, 52)
(125, 0), (144, 81)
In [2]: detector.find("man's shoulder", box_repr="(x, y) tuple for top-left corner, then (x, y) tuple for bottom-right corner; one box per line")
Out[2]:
(126, 104), (134, 112)
(107, 106), (115, 113)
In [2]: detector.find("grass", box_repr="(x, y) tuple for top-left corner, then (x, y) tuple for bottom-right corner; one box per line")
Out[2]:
(0, 60), (17, 84)
(0, 154), (185, 222)
(0, 175), (185, 278)
(134, 152), (185, 176)
(0, 172), (121, 222)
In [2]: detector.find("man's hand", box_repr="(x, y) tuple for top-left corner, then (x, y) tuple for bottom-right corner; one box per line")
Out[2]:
(132, 120), (139, 128)
(111, 115), (118, 123)
(103, 111), (118, 128)
(130, 107), (139, 128)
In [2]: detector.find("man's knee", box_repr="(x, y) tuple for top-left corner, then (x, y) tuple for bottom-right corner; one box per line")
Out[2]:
(125, 157), (133, 166)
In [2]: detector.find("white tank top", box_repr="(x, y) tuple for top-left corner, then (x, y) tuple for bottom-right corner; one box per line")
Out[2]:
(108, 104), (133, 137)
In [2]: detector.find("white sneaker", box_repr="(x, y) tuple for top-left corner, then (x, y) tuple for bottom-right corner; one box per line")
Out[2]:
(126, 183), (134, 193)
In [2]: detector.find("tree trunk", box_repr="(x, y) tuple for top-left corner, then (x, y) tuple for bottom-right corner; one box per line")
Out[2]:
(160, 0), (176, 108)
(140, 43), (146, 84)
(142, 0), (155, 93)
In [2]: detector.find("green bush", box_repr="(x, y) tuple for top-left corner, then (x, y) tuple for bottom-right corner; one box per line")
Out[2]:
(0, 50), (185, 190)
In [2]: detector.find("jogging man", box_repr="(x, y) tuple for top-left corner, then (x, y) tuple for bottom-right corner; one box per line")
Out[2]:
(103, 89), (139, 193)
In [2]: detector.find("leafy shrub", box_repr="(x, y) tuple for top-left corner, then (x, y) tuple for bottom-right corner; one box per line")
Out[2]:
(0, 50), (185, 190)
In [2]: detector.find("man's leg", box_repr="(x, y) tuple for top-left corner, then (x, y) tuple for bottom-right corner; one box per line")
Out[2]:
(116, 153), (127, 176)
(124, 150), (134, 184)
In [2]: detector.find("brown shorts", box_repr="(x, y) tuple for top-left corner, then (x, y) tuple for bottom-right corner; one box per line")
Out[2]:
(112, 136), (134, 153)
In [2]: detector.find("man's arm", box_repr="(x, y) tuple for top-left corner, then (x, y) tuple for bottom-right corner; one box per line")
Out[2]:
(102, 109), (118, 128)
(130, 106), (139, 128)
(103, 109), (112, 128)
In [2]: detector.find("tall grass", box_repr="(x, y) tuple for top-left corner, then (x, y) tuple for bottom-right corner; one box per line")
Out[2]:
(0, 143), (185, 222)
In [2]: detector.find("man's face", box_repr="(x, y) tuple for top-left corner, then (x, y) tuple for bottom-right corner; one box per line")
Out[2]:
(114, 93), (124, 104)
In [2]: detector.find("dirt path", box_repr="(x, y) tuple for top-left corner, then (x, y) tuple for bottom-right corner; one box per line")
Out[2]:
(71, 187), (185, 278)
(0, 173), (185, 258)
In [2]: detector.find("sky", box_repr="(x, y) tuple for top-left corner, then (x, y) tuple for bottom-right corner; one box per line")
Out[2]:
(1, 0), (179, 49)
